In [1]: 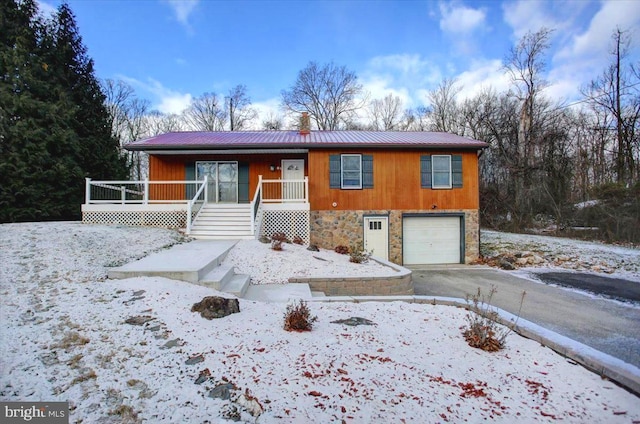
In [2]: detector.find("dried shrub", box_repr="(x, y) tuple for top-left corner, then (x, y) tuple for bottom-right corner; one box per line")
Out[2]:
(292, 235), (304, 245)
(349, 243), (371, 264)
(283, 299), (317, 332)
(272, 232), (289, 243)
(462, 286), (525, 352)
(334, 245), (349, 255)
(109, 404), (140, 423)
(271, 240), (283, 251)
(50, 331), (90, 351)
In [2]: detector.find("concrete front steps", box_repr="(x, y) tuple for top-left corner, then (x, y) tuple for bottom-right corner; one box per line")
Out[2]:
(190, 203), (254, 239)
(107, 240), (251, 297)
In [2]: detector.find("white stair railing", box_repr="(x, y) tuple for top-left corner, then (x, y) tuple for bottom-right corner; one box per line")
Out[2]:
(250, 175), (263, 236)
(186, 176), (208, 235)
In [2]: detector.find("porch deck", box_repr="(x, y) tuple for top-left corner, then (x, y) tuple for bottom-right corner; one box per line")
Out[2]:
(82, 176), (311, 243)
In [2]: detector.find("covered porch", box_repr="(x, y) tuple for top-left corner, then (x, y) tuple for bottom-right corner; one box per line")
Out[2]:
(82, 175), (310, 242)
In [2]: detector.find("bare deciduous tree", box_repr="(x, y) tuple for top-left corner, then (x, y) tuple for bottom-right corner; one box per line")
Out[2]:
(261, 111), (284, 130)
(427, 77), (462, 134)
(281, 61), (366, 130)
(503, 27), (554, 216)
(402, 106), (431, 131)
(101, 78), (150, 179)
(368, 93), (404, 130)
(183, 92), (227, 131)
(581, 28), (640, 184)
(147, 110), (183, 136)
(227, 84), (257, 130)
(102, 78), (135, 143)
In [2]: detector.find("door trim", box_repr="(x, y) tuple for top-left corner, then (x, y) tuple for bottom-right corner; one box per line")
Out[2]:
(363, 215), (389, 261)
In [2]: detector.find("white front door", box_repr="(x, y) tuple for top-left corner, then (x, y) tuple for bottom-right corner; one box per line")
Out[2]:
(364, 216), (389, 261)
(282, 159), (305, 201)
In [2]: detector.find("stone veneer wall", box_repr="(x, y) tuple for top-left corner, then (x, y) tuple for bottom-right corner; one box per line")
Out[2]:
(310, 209), (479, 265)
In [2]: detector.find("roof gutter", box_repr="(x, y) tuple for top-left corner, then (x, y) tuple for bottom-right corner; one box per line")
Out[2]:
(143, 149), (310, 155)
(125, 143), (489, 152)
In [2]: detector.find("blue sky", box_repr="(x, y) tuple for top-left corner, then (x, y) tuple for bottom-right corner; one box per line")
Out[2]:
(39, 0), (640, 122)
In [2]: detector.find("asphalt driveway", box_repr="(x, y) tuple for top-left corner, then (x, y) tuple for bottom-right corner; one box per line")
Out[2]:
(411, 266), (640, 369)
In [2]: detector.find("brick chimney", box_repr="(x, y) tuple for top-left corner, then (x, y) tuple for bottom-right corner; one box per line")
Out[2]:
(299, 112), (310, 135)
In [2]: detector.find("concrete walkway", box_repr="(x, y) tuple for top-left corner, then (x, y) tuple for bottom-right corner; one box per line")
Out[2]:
(410, 265), (640, 369)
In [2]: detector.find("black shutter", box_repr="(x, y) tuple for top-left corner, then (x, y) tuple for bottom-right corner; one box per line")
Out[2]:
(185, 162), (196, 199)
(420, 155), (432, 188)
(238, 163), (249, 202)
(452, 155), (463, 188)
(329, 155), (341, 188)
(362, 155), (373, 189)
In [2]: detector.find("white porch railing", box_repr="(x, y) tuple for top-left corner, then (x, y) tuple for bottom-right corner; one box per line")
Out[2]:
(261, 176), (309, 203)
(84, 178), (207, 205)
(83, 176), (309, 241)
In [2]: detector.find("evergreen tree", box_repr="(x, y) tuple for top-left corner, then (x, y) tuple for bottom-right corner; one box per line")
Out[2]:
(0, 1), (128, 222)
(0, 0), (56, 221)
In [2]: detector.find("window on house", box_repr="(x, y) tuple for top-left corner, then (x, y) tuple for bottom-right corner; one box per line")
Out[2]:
(432, 155), (452, 189)
(330, 154), (373, 189)
(341, 154), (362, 189)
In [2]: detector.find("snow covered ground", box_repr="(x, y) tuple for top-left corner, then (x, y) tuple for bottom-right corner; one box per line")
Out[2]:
(1, 222), (639, 423)
(481, 230), (640, 282)
(223, 239), (399, 285)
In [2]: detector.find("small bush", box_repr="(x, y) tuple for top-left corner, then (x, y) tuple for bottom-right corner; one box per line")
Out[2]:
(271, 240), (283, 251)
(334, 245), (349, 255)
(462, 286), (525, 352)
(272, 232), (289, 243)
(283, 299), (317, 332)
(349, 243), (371, 264)
(292, 235), (304, 245)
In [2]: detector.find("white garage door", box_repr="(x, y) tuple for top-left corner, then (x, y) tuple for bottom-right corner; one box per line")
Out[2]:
(403, 216), (461, 265)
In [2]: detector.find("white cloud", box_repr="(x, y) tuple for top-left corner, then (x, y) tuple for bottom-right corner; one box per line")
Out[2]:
(250, 97), (282, 129)
(36, 0), (57, 18)
(454, 59), (511, 100)
(439, 2), (486, 34)
(502, 0), (560, 39)
(164, 0), (199, 30)
(549, 1), (640, 102)
(120, 76), (193, 114)
(156, 92), (193, 115)
(438, 2), (487, 55)
(557, 0), (640, 62)
(362, 54), (442, 108)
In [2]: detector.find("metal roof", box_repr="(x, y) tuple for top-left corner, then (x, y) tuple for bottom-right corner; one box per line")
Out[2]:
(125, 131), (489, 151)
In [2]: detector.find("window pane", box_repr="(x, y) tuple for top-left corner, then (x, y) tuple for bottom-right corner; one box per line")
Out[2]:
(432, 155), (451, 188)
(342, 156), (360, 171)
(433, 172), (450, 187)
(342, 155), (361, 188)
(432, 156), (450, 171)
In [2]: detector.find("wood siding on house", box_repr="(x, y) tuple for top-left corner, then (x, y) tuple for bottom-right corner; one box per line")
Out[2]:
(148, 150), (480, 209)
(148, 154), (308, 201)
(307, 150), (480, 211)
(148, 155), (187, 200)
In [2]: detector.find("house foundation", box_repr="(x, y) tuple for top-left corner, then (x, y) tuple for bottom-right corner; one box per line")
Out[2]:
(310, 209), (479, 265)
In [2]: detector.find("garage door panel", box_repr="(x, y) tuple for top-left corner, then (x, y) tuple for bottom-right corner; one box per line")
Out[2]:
(403, 216), (461, 265)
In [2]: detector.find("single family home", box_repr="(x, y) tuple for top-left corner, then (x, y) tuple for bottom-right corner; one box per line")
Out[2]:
(83, 113), (488, 266)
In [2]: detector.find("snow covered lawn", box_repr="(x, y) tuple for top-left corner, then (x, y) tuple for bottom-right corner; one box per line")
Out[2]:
(481, 230), (640, 282)
(223, 239), (399, 285)
(1, 222), (639, 423)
